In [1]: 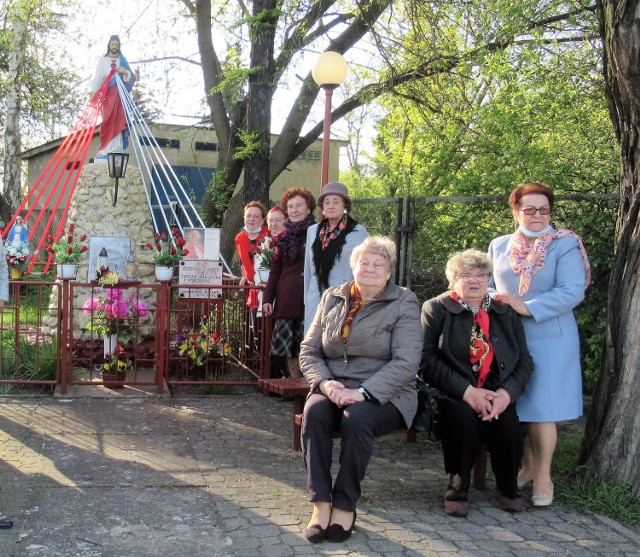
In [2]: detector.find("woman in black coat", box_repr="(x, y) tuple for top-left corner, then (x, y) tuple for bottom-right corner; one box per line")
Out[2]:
(419, 249), (533, 517)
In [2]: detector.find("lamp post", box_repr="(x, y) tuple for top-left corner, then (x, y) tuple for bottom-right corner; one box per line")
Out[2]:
(312, 51), (347, 188)
(107, 149), (130, 206)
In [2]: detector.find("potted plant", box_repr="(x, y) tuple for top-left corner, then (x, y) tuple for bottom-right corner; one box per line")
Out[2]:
(83, 287), (150, 355)
(98, 344), (132, 388)
(175, 316), (232, 375)
(45, 223), (88, 279)
(145, 227), (189, 281)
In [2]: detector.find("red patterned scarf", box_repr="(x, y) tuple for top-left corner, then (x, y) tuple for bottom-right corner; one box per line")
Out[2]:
(450, 291), (494, 388)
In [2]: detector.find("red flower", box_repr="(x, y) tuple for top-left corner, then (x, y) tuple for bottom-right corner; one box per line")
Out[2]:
(67, 246), (73, 254)
(170, 248), (177, 256)
(80, 246), (88, 253)
(171, 227), (179, 235)
(69, 223), (75, 232)
(182, 248), (190, 256)
(80, 234), (88, 241)
(154, 233), (160, 240)
(156, 243), (162, 251)
(47, 234), (54, 242)
(146, 243), (153, 250)
(67, 235), (73, 243)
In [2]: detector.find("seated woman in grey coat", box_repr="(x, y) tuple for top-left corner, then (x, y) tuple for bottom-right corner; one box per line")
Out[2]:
(299, 236), (422, 544)
(419, 249), (533, 517)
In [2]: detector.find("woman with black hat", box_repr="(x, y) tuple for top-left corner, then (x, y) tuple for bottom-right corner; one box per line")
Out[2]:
(303, 182), (367, 333)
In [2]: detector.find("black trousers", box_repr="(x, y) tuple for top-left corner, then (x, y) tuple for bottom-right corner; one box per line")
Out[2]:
(302, 393), (403, 511)
(439, 397), (525, 498)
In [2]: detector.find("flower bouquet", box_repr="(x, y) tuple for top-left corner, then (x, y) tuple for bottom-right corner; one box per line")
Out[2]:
(45, 223), (88, 264)
(255, 235), (278, 269)
(5, 243), (32, 275)
(83, 288), (150, 343)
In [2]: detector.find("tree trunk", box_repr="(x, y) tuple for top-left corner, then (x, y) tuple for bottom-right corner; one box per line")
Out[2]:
(242, 0), (277, 205)
(2, 17), (28, 219)
(579, 0), (640, 494)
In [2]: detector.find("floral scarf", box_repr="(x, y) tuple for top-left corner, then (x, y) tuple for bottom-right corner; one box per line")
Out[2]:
(312, 214), (359, 292)
(450, 291), (494, 388)
(510, 228), (591, 296)
(277, 214), (315, 260)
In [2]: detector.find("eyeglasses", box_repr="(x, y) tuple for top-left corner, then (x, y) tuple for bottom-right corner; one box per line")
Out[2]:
(456, 273), (491, 282)
(519, 206), (551, 216)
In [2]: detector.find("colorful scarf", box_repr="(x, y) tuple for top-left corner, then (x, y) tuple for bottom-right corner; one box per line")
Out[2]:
(510, 228), (592, 296)
(450, 291), (494, 388)
(312, 214), (358, 292)
(341, 282), (386, 341)
(277, 214), (315, 260)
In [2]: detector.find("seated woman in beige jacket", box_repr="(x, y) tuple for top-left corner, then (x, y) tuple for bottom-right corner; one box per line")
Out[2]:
(299, 236), (422, 544)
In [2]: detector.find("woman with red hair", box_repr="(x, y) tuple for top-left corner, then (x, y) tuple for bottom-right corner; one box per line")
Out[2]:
(488, 182), (590, 508)
(263, 188), (316, 377)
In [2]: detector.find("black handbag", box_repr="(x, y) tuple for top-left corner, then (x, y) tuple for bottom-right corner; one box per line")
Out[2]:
(412, 376), (445, 440)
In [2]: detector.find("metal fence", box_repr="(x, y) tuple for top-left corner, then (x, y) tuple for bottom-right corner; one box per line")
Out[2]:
(0, 275), (270, 393)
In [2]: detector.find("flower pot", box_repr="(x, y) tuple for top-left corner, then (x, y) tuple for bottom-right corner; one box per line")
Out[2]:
(9, 267), (22, 280)
(103, 334), (118, 357)
(256, 268), (270, 283)
(57, 263), (77, 280)
(101, 372), (126, 389)
(154, 265), (174, 282)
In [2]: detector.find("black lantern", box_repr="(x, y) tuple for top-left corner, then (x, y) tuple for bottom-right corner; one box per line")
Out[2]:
(107, 149), (130, 206)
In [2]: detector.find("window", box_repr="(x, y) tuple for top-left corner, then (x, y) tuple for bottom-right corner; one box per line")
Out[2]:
(195, 141), (218, 152)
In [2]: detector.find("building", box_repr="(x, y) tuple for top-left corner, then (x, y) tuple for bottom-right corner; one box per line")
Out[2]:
(21, 123), (346, 208)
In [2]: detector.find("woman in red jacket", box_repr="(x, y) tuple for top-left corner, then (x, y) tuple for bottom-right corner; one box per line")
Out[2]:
(234, 201), (269, 310)
(263, 188), (316, 377)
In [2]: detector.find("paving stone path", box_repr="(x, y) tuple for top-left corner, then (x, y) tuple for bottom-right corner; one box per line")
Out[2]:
(0, 393), (638, 556)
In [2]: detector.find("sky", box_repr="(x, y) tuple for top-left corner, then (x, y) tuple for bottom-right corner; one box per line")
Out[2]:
(61, 0), (371, 170)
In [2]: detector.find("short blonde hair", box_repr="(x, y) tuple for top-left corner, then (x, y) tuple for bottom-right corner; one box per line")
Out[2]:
(445, 249), (493, 288)
(350, 236), (397, 271)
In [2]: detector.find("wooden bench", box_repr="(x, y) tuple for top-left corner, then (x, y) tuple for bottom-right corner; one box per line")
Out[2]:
(257, 377), (488, 489)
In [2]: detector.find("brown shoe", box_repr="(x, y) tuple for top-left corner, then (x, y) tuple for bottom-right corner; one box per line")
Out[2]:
(444, 485), (469, 517)
(497, 494), (524, 513)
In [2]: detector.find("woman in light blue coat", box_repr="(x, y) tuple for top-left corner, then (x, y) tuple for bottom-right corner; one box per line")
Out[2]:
(304, 183), (367, 334)
(488, 182), (590, 509)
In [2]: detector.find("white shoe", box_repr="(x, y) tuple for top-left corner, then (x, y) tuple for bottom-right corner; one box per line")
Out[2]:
(530, 482), (554, 507)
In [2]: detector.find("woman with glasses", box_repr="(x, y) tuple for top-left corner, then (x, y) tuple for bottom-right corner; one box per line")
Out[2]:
(488, 182), (590, 508)
(419, 249), (533, 517)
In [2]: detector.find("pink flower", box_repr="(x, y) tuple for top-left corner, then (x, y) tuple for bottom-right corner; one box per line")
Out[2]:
(132, 300), (149, 317)
(82, 298), (99, 314)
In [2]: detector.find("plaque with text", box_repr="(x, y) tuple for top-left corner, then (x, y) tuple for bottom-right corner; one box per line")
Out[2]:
(178, 260), (223, 299)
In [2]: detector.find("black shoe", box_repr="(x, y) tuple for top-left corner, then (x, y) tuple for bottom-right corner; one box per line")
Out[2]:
(0, 514), (13, 529)
(304, 524), (327, 543)
(326, 511), (356, 543)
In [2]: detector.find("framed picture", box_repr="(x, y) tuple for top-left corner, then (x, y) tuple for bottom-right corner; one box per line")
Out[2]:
(88, 237), (131, 281)
(183, 227), (220, 261)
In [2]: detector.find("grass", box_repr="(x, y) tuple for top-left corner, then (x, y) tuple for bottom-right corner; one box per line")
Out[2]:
(553, 430), (640, 526)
